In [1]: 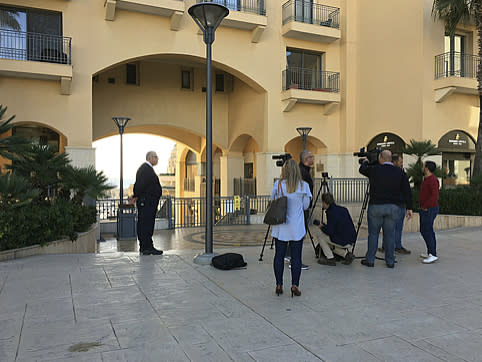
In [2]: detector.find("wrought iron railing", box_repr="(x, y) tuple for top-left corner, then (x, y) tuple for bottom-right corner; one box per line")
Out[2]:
(197, 0), (266, 16)
(282, 0), (340, 28)
(0, 29), (72, 65)
(96, 199), (119, 220)
(312, 177), (368, 203)
(283, 67), (339, 92)
(234, 177), (256, 196)
(435, 52), (480, 80)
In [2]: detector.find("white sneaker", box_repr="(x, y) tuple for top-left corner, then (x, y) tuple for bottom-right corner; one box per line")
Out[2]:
(422, 254), (438, 264)
(420, 252), (429, 259)
(284, 257), (291, 263)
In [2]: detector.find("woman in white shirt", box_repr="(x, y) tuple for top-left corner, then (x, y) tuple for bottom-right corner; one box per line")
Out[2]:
(271, 159), (312, 297)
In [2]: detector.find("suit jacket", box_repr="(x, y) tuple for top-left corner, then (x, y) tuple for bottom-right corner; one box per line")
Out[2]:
(133, 162), (162, 201)
(321, 203), (356, 246)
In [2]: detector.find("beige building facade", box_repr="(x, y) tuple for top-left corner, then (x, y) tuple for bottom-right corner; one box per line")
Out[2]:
(0, 0), (479, 195)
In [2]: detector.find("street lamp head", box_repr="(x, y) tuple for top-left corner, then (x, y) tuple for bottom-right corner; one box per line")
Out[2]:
(296, 127), (312, 138)
(189, 2), (229, 34)
(113, 116), (130, 135)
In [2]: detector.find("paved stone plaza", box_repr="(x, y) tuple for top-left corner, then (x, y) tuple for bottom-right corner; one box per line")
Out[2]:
(1, 225), (482, 361)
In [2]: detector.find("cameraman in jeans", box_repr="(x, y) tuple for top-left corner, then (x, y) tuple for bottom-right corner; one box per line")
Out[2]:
(359, 150), (413, 268)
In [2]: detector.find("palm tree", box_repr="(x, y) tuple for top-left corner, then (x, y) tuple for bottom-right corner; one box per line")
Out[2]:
(61, 165), (114, 205)
(403, 139), (441, 190)
(0, 172), (38, 208)
(0, 105), (29, 165)
(432, 0), (482, 179)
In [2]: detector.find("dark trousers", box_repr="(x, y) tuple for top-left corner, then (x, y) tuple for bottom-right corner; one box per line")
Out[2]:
(137, 198), (158, 251)
(420, 206), (439, 256)
(273, 238), (303, 287)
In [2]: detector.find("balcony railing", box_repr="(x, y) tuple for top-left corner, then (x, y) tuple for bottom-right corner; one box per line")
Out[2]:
(435, 52), (480, 80)
(0, 29), (71, 65)
(283, 67), (339, 92)
(282, 0), (339, 28)
(197, 0), (266, 16)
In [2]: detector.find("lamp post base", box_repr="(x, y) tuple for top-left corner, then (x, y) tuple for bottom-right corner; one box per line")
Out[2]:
(193, 252), (217, 265)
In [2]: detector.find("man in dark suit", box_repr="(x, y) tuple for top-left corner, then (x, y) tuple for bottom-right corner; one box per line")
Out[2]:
(316, 193), (356, 266)
(133, 151), (163, 255)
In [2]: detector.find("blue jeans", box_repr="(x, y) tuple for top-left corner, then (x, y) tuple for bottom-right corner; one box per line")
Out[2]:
(382, 206), (405, 250)
(420, 206), (439, 256)
(273, 238), (303, 286)
(367, 204), (399, 265)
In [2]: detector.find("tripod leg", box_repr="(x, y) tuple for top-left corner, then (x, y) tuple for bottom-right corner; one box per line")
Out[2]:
(259, 225), (271, 261)
(352, 183), (369, 256)
(270, 237), (274, 249)
(306, 226), (317, 255)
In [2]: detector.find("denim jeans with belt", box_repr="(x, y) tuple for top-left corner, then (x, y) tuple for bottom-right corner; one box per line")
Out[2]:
(273, 238), (303, 286)
(367, 204), (399, 264)
(420, 206), (439, 256)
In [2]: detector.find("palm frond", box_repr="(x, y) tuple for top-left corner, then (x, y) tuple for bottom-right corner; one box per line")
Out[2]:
(432, 0), (474, 36)
(0, 10), (21, 31)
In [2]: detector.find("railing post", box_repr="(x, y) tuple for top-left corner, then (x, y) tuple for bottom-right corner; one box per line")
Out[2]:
(245, 195), (250, 224)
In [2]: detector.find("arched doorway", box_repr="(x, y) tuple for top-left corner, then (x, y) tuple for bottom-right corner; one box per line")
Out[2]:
(438, 130), (476, 187)
(367, 132), (406, 155)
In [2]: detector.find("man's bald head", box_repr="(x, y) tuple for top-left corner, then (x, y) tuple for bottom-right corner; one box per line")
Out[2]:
(379, 150), (392, 163)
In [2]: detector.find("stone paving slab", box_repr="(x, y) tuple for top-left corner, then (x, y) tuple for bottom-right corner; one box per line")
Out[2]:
(1, 226), (482, 361)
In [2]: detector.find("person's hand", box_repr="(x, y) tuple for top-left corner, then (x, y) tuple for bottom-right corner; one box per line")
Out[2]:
(406, 209), (413, 220)
(128, 197), (137, 205)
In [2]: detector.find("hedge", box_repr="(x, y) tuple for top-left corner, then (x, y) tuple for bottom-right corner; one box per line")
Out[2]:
(412, 187), (482, 216)
(0, 200), (96, 251)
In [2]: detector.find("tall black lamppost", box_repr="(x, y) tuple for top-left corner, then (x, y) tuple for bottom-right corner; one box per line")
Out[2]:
(113, 116), (130, 205)
(189, 2), (229, 265)
(297, 127), (312, 150)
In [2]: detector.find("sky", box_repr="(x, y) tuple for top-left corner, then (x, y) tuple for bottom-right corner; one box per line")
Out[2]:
(93, 134), (176, 188)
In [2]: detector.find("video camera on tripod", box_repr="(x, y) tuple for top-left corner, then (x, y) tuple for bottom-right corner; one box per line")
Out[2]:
(272, 153), (292, 167)
(353, 147), (381, 165)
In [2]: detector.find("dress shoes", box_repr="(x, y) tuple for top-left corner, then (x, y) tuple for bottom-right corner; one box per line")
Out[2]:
(361, 259), (374, 267)
(141, 248), (164, 255)
(386, 263), (394, 268)
(317, 257), (336, 266)
(341, 252), (354, 265)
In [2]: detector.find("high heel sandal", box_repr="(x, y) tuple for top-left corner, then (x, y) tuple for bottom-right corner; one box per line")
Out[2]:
(275, 285), (283, 296)
(291, 286), (301, 297)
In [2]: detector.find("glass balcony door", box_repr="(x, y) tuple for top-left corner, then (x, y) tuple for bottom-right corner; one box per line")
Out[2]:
(444, 34), (465, 77)
(294, 0), (313, 24)
(286, 49), (322, 89)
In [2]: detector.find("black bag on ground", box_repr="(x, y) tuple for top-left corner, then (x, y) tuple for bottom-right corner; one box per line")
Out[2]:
(211, 253), (247, 270)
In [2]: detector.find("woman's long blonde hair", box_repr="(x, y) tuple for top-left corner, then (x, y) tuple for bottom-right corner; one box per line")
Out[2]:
(280, 159), (302, 193)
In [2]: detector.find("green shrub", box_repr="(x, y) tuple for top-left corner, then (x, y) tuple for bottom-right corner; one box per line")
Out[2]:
(412, 187), (482, 216)
(0, 201), (97, 251)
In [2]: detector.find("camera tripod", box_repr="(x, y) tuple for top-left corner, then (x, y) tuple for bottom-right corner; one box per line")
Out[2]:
(350, 181), (385, 261)
(258, 174), (330, 261)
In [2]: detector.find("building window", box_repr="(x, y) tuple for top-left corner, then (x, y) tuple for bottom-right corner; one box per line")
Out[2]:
(444, 34), (466, 76)
(126, 63), (138, 85)
(0, 6), (63, 62)
(215, 73), (224, 92)
(181, 70), (192, 89)
(286, 48), (322, 89)
(12, 125), (60, 152)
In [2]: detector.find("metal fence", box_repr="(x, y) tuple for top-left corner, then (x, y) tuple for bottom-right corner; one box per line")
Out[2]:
(197, 0), (266, 15)
(313, 177), (368, 203)
(97, 199), (119, 220)
(282, 0), (340, 28)
(0, 29), (72, 64)
(283, 67), (339, 92)
(233, 177), (256, 196)
(435, 52), (480, 80)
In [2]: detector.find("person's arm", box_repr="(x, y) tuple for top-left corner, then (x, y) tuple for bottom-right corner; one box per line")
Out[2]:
(302, 182), (311, 210)
(359, 160), (370, 177)
(401, 172), (413, 220)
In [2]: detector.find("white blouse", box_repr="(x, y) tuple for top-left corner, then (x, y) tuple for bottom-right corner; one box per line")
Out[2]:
(270, 179), (312, 242)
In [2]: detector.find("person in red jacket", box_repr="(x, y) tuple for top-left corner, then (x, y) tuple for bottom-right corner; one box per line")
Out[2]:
(419, 161), (439, 264)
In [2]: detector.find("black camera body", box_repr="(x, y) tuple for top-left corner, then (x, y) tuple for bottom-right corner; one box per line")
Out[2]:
(272, 153), (292, 167)
(354, 147), (381, 165)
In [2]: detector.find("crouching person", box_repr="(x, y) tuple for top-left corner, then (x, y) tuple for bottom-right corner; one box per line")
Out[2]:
(316, 193), (357, 266)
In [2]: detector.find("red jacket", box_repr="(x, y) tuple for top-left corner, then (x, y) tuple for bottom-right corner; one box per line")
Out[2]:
(419, 174), (439, 209)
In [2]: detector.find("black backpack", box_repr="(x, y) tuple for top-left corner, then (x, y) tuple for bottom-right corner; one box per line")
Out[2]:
(211, 253), (247, 270)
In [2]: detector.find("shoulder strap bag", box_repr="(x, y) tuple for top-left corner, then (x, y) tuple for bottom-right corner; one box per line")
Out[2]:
(263, 181), (287, 225)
